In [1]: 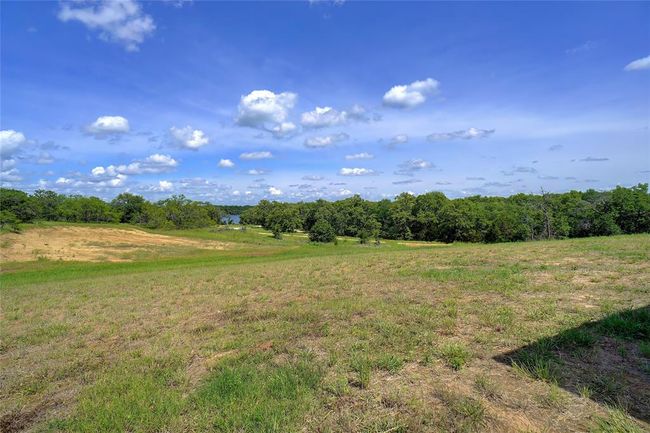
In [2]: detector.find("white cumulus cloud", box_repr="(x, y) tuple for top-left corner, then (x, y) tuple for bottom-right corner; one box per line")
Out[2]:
(301, 106), (347, 128)
(271, 121), (297, 138)
(218, 158), (235, 168)
(268, 186), (283, 196)
(0, 158), (21, 183)
(300, 104), (375, 128)
(383, 78), (439, 108)
(56, 177), (73, 185)
(91, 153), (177, 177)
(170, 126), (209, 150)
(86, 115), (130, 137)
(155, 180), (173, 192)
(235, 90), (297, 130)
(57, 0), (155, 52)
(624, 55), (650, 71)
(0, 130), (27, 157)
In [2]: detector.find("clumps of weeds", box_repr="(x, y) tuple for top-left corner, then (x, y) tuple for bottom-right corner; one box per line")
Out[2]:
(349, 352), (372, 389)
(373, 353), (404, 373)
(436, 390), (487, 433)
(535, 383), (567, 409)
(437, 299), (458, 335)
(512, 353), (560, 384)
(597, 307), (650, 340)
(191, 351), (324, 432)
(348, 351), (405, 389)
(578, 384), (592, 399)
(473, 374), (500, 400)
(509, 340), (561, 383)
(481, 306), (514, 332)
(322, 374), (350, 397)
(438, 342), (472, 370)
(590, 408), (644, 433)
(557, 328), (596, 350)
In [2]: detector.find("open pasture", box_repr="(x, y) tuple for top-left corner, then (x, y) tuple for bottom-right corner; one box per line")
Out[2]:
(1, 226), (648, 433)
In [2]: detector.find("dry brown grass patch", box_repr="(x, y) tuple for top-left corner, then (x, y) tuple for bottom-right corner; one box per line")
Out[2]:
(0, 226), (231, 262)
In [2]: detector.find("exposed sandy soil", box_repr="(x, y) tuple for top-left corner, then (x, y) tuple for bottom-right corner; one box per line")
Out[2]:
(0, 226), (230, 262)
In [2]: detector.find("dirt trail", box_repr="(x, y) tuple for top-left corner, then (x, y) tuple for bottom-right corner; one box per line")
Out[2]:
(0, 226), (230, 262)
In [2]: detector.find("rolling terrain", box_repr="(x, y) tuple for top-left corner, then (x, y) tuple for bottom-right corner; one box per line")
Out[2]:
(1, 225), (648, 432)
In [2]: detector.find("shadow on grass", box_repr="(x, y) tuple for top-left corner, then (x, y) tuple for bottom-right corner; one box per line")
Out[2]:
(494, 306), (650, 424)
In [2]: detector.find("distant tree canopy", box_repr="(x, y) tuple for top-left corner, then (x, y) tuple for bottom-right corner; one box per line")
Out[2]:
(1, 184), (649, 243)
(241, 184), (650, 243)
(0, 189), (226, 230)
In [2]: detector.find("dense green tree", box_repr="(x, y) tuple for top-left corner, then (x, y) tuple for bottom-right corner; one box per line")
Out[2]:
(56, 195), (120, 223)
(0, 188), (38, 222)
(32, 189), (64, 221)
(240, 199), (273, 226)
(157, 195), (214, 229)
(111, 193), (146, 224)
(264, 202), (302, 239)
(610, 184), (650, 233)
(140, 202), (173, 229)
(308, 218), (337, 243)
(412, 192), (447, 241)
(385, 193), (415, 240)
(356, 213), (381, 244)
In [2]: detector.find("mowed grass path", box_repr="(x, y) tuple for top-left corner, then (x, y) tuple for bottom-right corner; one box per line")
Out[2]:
(1, 232), (649, 432)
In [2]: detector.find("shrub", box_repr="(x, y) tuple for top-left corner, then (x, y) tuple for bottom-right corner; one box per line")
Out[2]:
(0, 210), (21, 232)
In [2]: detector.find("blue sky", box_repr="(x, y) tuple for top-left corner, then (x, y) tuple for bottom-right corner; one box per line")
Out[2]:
(1, 0), (648, 204)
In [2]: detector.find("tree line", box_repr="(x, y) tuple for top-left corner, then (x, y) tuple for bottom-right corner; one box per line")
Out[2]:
(0, 189), (237, 232)
(240, 184), (650, 243)
(1, 185), (649, 243)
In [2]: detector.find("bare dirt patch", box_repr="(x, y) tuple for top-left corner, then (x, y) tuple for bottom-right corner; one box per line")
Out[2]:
(0, 226), (230, 262)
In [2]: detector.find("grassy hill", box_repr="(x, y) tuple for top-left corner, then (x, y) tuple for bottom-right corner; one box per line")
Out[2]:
(1, 225), (648, 432)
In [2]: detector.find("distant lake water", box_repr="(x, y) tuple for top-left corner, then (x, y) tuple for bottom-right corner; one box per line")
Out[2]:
(221, 214), (241, 224)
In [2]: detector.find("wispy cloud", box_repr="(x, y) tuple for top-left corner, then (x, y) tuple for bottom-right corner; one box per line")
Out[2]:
(427, 127), (494, 141)
(345, 152), (373, 160)
(392, 178), (422, 185)
(58, 0), (155, 51)
(304, 133), (349, 148)
(565, 40), (595, 55)
(579, 156), (609, 162)
(240, 151), (273, 160)
(339, 167), (376, 176)
(395, 159), (433, 176)
(624, 55), (650, 71)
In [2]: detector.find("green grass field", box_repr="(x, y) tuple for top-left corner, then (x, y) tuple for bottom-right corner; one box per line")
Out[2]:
(1, 225), (648, 432)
